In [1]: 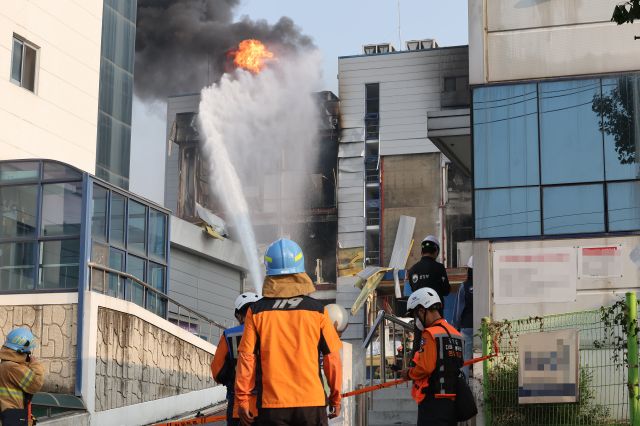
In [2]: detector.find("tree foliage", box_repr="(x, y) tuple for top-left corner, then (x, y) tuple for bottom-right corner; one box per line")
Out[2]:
(592, 78), (637, 164)
(612, 0), (640, 25)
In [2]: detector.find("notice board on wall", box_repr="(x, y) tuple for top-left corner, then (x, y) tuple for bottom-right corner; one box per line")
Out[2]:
(493, 248), (577, 304)
(578, 246), (623, 279)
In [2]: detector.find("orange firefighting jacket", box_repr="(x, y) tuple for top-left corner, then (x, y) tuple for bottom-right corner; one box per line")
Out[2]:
(0, 347), (45, 425)
(408, 319), (463, 404)
(235, 273), (342, 411)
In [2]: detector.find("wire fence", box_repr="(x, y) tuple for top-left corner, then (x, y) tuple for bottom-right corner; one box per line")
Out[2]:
(482, 294), (639, 426)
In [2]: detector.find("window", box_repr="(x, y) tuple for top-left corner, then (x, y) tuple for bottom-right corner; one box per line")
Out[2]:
(0, 185), (38, 238)
(444, 77), (457, 92)
(126, 254), (145, 307)
(108, 248), (125, 298)
(0, 242), (35, 291)
(473, 73), (640, 238)
(148, 262), (166, 316)
(540, 80), (604, 184)
(92, 185), (108, 242)
(474, 84), (539, 188)
(608, 181), (640, 231)
(38, 239), (80, 289)
(543, 185), (604, 234)
(127, 200), (146, 254)
(0, 162), (40, 183)
(41, 183), (83, 237)
(600, 76), (640, 181)
(365, 83), (380, 140)
(110, 193), (126, 247)
(148, 209), (167, 261)
(475, 188), (541, 238)
(11, 36), (37, 92)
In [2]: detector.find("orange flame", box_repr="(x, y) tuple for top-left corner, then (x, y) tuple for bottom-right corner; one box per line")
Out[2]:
(232, 39), (274, 73)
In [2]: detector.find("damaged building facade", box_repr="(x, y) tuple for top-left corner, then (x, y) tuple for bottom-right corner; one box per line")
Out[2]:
(336, 41), (473, 383)
(164, 91), (340, 297)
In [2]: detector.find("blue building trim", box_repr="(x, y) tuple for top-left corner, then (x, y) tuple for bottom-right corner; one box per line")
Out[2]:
(75, 174), (92, 396)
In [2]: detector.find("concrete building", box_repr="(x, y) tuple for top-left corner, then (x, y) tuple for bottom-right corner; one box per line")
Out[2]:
(163, 91), (340, 295)
(336, 42), (472, 359)
(457, 1), (640, 332)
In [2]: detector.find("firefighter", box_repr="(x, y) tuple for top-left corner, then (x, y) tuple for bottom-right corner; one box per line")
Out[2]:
(210, 292), (261, 426)
(0, 328), (45, 426)
(401, 288), (464, 426)
(235, 238), (342, 425)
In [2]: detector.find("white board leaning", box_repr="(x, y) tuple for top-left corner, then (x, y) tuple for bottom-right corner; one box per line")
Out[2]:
(518, 329), (580, 404)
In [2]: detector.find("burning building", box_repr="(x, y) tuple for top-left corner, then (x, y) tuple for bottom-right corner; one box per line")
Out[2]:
(163, 89), (340, 289)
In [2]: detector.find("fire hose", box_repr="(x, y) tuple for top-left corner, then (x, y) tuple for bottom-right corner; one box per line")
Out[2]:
(154, 341), (500, 425)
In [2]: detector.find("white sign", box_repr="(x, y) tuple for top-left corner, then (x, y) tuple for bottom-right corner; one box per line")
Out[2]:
(578, 246), (622, 278)
(493, 248), (576, 304)
(519, 329), (579, 404)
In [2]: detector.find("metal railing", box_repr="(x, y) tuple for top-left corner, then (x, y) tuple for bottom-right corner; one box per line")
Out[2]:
(88, 262), (226, 343)
(362, 310), (415, 388)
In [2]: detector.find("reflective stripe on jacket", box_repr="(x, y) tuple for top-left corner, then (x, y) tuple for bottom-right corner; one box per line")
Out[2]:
(0, 347), (45, 425)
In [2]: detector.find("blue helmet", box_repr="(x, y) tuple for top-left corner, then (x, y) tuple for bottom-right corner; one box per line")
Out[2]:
(264, 238), (305, 276)
(4, 328), (36, 353)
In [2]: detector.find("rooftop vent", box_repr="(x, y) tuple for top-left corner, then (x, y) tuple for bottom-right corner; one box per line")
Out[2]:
(405, 39), (438, 51)
(363, 43), (397, 55)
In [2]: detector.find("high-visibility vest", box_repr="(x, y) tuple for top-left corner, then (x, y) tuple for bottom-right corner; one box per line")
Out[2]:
(411, 322), (464, 404)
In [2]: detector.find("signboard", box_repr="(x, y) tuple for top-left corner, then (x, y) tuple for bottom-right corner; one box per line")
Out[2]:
(519, 329), (579, 404)
(578, 246), (622, 278)
(493, 248), (577, 304)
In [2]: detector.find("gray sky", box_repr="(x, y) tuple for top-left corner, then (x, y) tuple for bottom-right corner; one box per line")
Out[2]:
(129, 0), (469, 204)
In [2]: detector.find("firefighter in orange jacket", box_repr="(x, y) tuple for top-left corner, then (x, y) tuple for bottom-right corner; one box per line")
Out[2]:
(0, 328), (45, 426)
(235, 238), (342, 425)
(401, 288), (464, 426)
(211, 292), (261, 425)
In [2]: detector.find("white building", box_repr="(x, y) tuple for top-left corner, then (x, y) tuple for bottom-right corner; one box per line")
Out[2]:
(0, 2), (103, 173)
(337, 41), (471, 386)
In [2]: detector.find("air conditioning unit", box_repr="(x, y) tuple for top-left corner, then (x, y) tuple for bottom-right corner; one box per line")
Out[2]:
(363, 44), (377, 55)
(406, 40), (420, 51)
(405, 39), (439, 51)
(376, 43), (395, 54)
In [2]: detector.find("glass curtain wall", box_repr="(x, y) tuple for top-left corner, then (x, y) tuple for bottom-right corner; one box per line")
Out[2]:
(90, 182), (169, 316)
(473, 73), (640, 238)
(0, 161), (82, 291)
(95, 0), (137, 189)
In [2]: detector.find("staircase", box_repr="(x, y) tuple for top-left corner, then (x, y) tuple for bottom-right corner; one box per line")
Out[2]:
(367, 384), (417, 426)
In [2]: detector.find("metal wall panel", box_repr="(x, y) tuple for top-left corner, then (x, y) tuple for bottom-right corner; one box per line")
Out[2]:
(338, 231), (366, 249)
(169, 247), (242, 329)
(338, 171), (364, 188)
(338, 142), (365, 158)
(338, 187), (364, 203)
(338, 201), (364, 218)
(338, 216), (365, 233)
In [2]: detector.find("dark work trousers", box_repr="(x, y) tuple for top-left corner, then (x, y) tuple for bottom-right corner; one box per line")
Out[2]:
(417, 397), (456, 426)
(226, 396), (240, 426)
(257, 406), (328, 426)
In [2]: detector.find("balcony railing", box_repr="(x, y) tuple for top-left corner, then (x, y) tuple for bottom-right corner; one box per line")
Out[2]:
(88, 262), (226, 343)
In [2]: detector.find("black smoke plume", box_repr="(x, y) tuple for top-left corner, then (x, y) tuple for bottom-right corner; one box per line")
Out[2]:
(135, 0), (314, 102)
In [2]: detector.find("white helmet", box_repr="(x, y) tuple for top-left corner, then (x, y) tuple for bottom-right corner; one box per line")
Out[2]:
(326, 304), (349, 333)
(421, 235), (440, 251)
(467, 256), (473, 269)
(406, 288), (441, 315)
(235, 292), (261, 312)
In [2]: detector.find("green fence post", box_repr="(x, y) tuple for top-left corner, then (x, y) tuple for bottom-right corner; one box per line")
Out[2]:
(627, 292), (640, 426)
(482, 317), (492, 426)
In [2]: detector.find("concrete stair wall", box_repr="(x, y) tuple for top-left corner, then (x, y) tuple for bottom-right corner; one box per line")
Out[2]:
(367, 385), (417, 426)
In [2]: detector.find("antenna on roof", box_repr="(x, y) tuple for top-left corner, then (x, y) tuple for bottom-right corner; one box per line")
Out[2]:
(397, 0), (402, 49)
